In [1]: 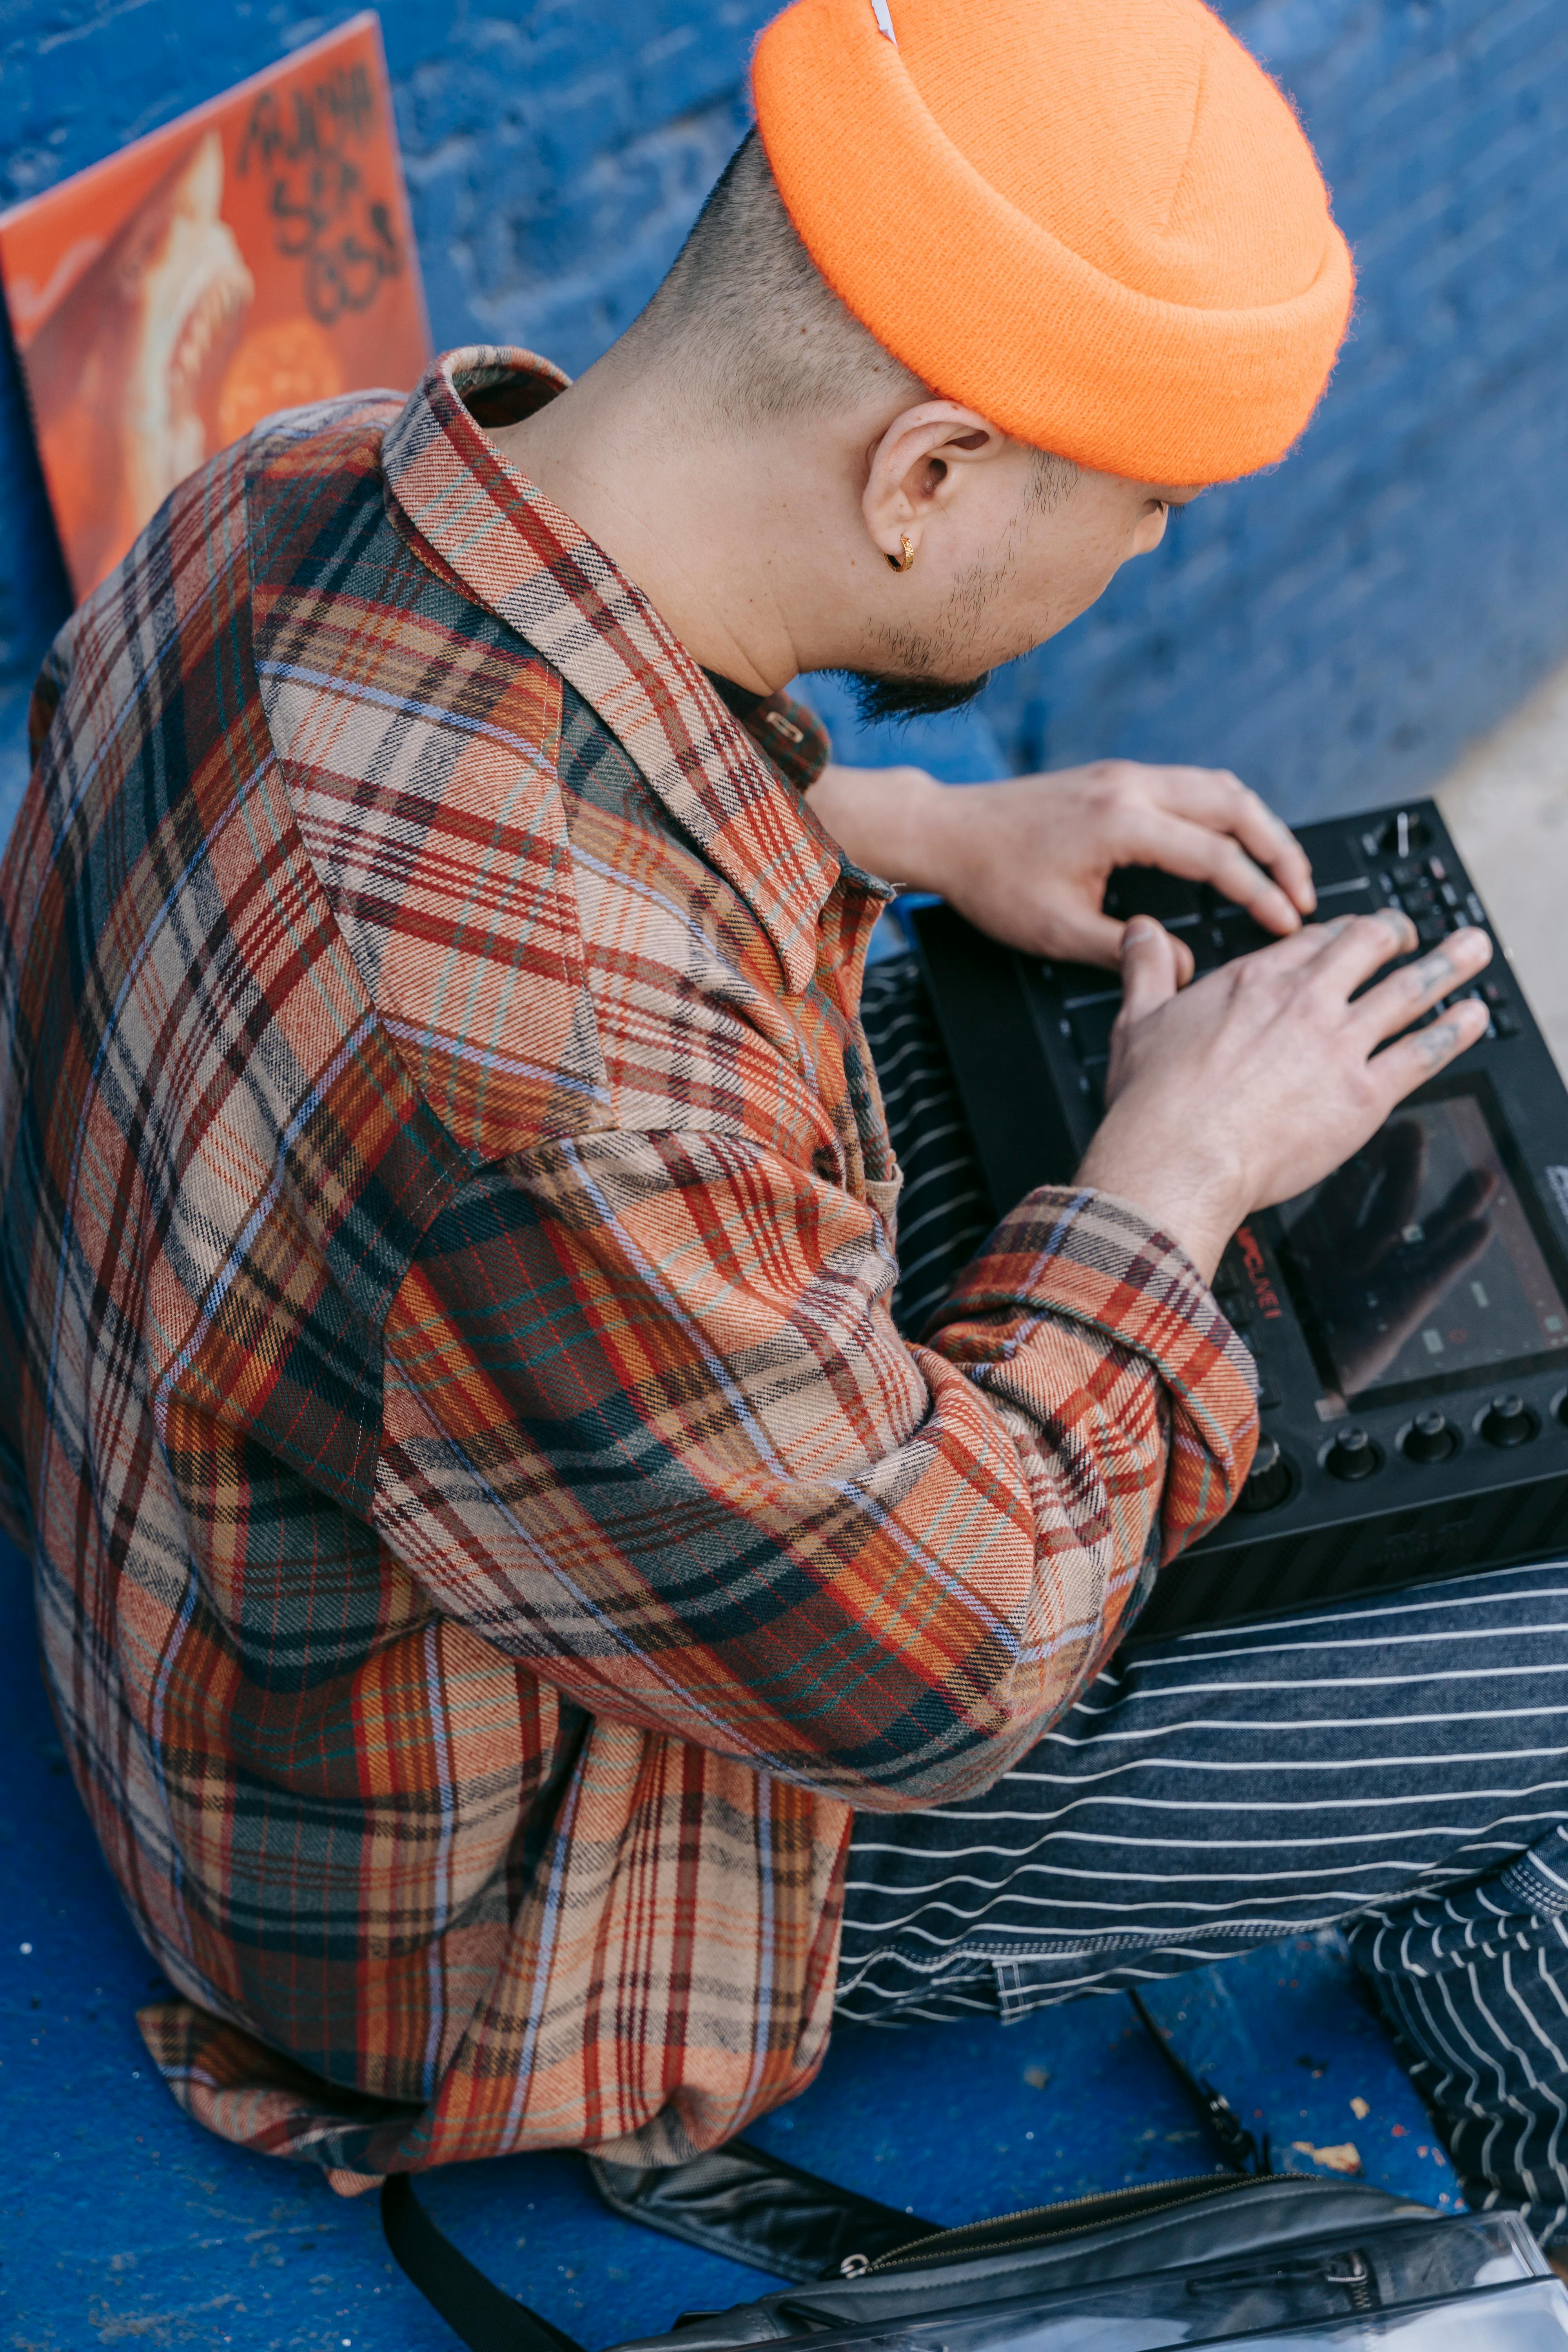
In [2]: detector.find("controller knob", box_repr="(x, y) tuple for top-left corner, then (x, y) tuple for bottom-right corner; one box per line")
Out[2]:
(1481, 1394), (1536, 1448)
(1236, 1434), (1292, 1514)
(1404, 1410), (1458, 1465)
(1325, 1426), (1379, 1482)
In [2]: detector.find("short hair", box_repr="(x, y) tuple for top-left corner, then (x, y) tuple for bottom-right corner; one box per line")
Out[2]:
(632, 130), (918, 425)
(632, 130), (1079, 505)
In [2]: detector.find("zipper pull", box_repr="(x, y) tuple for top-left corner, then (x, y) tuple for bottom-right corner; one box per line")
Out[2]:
(840, 2251), (871, 2278)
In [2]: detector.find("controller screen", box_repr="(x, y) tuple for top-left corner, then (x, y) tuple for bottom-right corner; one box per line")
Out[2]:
(1278, 1084), (1568, 1407)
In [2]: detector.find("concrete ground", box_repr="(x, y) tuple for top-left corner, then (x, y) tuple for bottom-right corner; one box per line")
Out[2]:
(1439, 659), (1568, 1073)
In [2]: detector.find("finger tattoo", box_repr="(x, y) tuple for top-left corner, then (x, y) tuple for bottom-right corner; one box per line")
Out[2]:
(1416, 1019), (1463, 1066)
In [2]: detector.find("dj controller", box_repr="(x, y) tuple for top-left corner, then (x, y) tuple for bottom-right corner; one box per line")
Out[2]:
(911, 800), (1568, 1635)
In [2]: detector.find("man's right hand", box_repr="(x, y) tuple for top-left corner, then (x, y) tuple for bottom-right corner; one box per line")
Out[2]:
(1073, 909), (1495, 1282)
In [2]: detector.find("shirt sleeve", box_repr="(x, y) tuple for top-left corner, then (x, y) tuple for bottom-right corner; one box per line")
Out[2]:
(374, 1128), (1258, 1813)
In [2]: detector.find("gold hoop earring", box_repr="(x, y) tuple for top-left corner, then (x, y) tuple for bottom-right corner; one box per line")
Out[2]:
(886, 533), (915, 573)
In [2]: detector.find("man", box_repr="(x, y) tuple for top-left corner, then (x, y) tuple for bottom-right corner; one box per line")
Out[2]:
(4, 0), (1566, 2249)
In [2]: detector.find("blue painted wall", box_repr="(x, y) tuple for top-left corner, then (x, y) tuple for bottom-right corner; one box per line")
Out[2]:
(994, 0), (1568, 819)
(1, 0), (1565, 834)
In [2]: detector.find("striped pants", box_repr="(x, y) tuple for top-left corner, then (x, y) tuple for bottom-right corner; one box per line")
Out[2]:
(850, 952), (1568, 2245)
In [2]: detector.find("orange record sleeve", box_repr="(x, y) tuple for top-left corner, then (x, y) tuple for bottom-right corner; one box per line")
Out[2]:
(0, 13), (432, 599)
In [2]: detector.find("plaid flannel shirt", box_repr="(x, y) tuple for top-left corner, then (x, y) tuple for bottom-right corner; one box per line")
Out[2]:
(0, 348), (1258, 2178)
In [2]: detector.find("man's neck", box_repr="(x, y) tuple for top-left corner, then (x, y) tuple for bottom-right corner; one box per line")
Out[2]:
(485, 348), (869, 694)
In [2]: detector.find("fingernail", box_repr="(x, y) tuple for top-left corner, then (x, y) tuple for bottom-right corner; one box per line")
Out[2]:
(1122, 917), (1158, 949)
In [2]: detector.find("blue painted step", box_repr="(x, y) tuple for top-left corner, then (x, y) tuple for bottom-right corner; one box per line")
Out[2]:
(0, 1536), (1453, 2350)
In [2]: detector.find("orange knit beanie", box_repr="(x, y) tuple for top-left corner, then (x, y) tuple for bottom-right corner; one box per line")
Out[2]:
(751, 0), (1355, 484)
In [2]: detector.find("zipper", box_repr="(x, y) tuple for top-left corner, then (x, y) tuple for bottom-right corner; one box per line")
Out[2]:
(842, 2168), (1338, 2279)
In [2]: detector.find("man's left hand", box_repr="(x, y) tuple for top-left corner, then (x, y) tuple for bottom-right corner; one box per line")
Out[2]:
(805, 757), (1316, 973)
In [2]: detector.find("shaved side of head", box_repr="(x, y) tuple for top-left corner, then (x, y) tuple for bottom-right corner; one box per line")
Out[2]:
(630, 129), (1080, 515)
(627, 130), (923, 426)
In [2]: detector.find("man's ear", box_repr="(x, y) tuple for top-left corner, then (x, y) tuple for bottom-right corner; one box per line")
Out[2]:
(862, 401), (1011, 570)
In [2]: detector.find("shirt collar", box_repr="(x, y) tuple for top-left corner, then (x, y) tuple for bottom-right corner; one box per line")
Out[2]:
(701, 671), (834, 800)
(381, 347), (843, 995)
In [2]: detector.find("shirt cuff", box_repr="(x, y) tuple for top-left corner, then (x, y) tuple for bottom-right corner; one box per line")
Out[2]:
(925, 1182), (1260, 1553)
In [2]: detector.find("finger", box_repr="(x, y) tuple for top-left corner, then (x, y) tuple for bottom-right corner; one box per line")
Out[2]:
(1116, 916), (1184, 1025)
(1218, 910), (1368, 981)
(1051, 908), (1198, 987)
(1351, 924), (1493, 1043)
(1303, 905), (1421, 995)
(1119, 808), (1304, 936)
(1148, 767), (1317, 916)
(1126, 920), (1195, 989)
(1047, 908), (1135, 970)
(1369, 999), (1493, 1109)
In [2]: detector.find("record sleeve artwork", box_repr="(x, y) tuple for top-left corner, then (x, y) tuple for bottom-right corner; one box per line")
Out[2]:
(0, 13), (431, 599)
